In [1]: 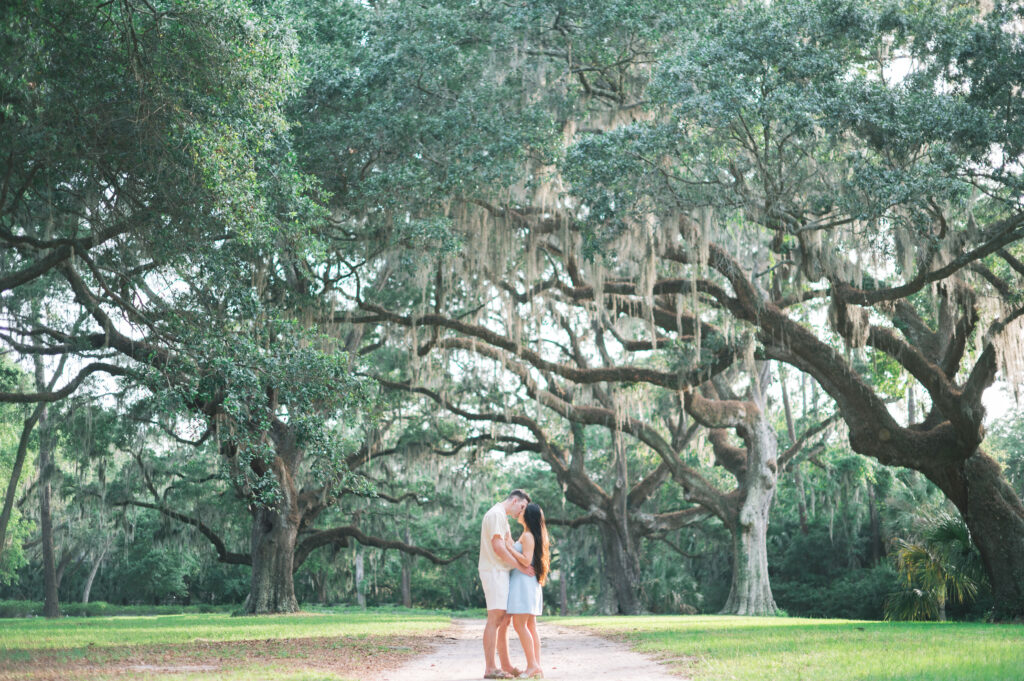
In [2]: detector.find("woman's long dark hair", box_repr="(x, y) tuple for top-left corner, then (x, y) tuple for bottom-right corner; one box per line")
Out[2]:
(523, 503), (550, 586)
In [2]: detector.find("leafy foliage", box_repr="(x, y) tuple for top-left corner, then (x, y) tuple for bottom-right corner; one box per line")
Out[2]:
(885, 510), (988, 621)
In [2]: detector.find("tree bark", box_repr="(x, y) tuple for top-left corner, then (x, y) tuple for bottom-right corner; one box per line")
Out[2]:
(685, 369), (780, 616)
(355, 545), (366, 608)
(0, 405), (44, 555)
(317, 572), (327, 604)
(926, 450), (1024, 621)
(719, 414), (779, 615)
(794, 465), (809, 534)
(721, 498), (776, 615)
(401, 527), (412, 608)
(82, 544), (108, 604)
(36, 390), (59, 618)
(698, 244), (1024, 619)
(597, 518), (643, 615)
(400, 559), (411, 608)
(559, 569), (568, 616)
(244, 503), (300, 614)
(240, 417), (304, 615)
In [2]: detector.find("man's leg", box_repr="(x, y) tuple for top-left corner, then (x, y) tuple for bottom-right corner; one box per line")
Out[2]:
(497, 614), (518, 674)
(483, 608), (506, 675)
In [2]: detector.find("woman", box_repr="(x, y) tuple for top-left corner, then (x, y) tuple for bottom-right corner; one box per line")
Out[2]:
(504, 502), (549, 679)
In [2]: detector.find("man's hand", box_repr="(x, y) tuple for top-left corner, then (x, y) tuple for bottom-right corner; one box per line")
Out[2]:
(517, 564), (536, 577)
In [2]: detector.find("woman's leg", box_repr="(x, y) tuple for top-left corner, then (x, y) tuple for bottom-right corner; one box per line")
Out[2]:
(527, 616), (541, 669)
(511, 614), (539, 673)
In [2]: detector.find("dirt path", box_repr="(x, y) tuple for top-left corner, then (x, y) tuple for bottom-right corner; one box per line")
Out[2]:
(371, 618), (685, 681)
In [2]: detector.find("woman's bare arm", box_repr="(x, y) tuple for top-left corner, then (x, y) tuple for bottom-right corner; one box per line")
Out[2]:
(507, 532), (533, 568)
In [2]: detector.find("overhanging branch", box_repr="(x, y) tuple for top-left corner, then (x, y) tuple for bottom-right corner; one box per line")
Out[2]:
(293, 526), (468, 570)
(0, 362), (131, 404)
(111, 498), (251, 566)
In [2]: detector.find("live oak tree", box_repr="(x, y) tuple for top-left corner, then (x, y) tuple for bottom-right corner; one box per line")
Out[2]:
(378, 353), (833, 615)
(5, 0), (1022, 620)
(561, 0), (1024, 619)
(311, 0), (838, 614)
(308, 0), (705, 614)
(0, 0), (459, 614)
(375, 371), (710, 616)
(319, 0), (1024, 619)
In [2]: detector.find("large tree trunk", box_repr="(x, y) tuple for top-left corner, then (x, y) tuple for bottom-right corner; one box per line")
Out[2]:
(686, 364), (779, 616)
(720, 414), (778, 616)
(598, 519), (644, 615)
(721, 497), (777, 614)
(241, 421), (305, 615)
(244, 504), (300, 614)
(926, 449), (1024, 622)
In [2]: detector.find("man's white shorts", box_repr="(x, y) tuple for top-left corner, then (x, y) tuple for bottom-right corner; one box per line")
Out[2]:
(479, 568), (510, 611)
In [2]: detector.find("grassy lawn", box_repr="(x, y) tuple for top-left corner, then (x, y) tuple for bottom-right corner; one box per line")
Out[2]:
(562, 615), (1024, 681)
(0, 607), (453, 681)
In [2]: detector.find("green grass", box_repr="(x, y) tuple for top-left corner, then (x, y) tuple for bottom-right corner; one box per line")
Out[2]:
(0, 607), (453, 681)
(0, 608), (448, 650)
(561, 615), (1024, 681)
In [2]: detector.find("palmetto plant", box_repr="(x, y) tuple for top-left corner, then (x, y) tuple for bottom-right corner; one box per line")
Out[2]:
(884, 511), (988, 621)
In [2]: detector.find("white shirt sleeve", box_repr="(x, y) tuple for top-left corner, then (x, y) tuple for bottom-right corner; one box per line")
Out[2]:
(483, 507), (507, 542)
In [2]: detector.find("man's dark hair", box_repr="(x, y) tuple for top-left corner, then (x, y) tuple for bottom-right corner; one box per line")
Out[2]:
(508, 489), (531, 503)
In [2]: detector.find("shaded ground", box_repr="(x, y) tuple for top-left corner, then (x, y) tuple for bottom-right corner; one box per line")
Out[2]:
(372, 619), (687, 681)
(0, 631), (444, 681)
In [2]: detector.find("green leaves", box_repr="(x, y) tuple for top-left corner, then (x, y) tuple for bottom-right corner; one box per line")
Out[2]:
(885, 510), (986, 621)
(565, 0), (1023, 258)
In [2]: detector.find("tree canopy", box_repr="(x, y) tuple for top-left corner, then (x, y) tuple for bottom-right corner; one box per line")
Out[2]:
(2, 0), (1023, 620)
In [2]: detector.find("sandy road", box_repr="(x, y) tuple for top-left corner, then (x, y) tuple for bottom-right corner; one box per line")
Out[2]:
(371, 618), (686, 681)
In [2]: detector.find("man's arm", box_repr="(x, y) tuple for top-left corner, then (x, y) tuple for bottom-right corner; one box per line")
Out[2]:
(491, 534), (535, 576)
(505, 533), (534, 570)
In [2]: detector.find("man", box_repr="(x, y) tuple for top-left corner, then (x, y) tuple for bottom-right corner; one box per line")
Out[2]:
(479, 489), (534, 680)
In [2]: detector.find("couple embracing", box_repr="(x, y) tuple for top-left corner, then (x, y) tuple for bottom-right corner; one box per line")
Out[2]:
(478, 489), (549, 680)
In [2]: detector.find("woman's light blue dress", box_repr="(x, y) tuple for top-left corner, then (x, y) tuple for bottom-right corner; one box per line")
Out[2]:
(507, 541), (542, 615)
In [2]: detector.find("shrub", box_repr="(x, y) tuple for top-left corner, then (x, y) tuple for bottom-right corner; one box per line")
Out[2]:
(773, 564), (898, 619)
(0, 599), (37, 618)
(0, 600), (236, 618)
